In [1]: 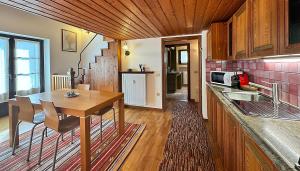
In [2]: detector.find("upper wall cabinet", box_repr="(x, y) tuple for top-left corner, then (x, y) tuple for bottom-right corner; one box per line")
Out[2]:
(233, 3), (248, 59)
(248, 0), (278, 57)
(207, 22), (227, 60)
(279, 0), (300, 54)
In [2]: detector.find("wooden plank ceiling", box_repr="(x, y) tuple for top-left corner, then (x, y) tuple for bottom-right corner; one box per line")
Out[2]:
(0, 0), (245, 40)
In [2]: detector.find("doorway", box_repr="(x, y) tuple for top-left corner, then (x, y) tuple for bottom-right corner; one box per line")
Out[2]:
(165, 44), (190, 102)
(161, 36), (202, 111)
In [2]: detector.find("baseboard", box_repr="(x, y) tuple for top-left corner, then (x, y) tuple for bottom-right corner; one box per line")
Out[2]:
(125, 105), (164, 112)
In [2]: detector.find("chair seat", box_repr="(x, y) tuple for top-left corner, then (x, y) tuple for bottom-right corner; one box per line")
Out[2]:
(58, 116), (80, 133)
(33, 111), (45, 124)
(94, 104), (113, 116)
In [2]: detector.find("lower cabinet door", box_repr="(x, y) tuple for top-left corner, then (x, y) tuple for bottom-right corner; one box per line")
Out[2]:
(244, 133), (275, 171)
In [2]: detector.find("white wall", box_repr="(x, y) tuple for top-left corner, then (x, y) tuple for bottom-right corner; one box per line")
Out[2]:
(201, 30), (208, 119)
(0, 4), (98, 91)
(121, 38), (162, 109)
(0, 5), (90, 74)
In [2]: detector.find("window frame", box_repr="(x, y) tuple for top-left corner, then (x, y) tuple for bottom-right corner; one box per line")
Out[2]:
(178, 49), (188, 65)
(0, 33), (44, 98)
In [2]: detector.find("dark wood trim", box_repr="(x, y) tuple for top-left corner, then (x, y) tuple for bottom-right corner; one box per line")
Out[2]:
(0, 33), (45, 98)
(187, 44), (191, 101)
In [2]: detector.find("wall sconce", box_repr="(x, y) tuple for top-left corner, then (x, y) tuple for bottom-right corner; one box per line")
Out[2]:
(123, 41), (130, 56)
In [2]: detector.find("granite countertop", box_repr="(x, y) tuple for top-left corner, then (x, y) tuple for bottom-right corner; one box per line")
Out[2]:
(207, 83), (300, 171)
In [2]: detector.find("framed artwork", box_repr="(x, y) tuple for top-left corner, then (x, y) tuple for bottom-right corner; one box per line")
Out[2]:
(62, 29), (77, 52)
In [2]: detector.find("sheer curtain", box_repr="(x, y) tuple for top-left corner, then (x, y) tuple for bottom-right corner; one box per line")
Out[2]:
(15, 39), (41, 96)
(0, 37), (9, 103)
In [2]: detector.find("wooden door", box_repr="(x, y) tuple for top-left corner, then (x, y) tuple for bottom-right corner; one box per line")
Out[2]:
(249, 0), (278, 57)
(279, 0), (300, 54)
(233, 3), (248, 59)
(244, 133), (275, 171)
(207, 29), (212, 60)
(223, 108), (237, 171)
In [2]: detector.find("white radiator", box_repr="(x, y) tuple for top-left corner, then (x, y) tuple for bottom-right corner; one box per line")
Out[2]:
(122, 74), (146, 106)
(51, 75), (71, 91)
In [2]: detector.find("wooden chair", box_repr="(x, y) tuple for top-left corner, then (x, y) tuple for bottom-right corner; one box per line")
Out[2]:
(94, 86), (116, 140)
(77, 84), (90, 91)
(38, 100), (80, 171)
(12, 96), (45, 162)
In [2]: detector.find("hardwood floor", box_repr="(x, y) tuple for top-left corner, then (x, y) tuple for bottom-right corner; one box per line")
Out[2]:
(0, 105), (172, 171)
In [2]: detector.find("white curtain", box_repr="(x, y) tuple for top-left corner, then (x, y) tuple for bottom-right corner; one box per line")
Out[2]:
(0, 37), (9, 103)
(15, 39), (41, 96)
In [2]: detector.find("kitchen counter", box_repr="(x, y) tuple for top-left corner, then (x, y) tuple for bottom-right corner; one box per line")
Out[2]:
(207, 83), (300, 171)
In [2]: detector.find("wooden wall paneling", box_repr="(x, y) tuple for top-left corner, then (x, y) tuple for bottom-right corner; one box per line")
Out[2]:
(23, 0), (132, 39)
(170, 0), (187, 34)
(0, 0), (246, 39)
(119, 0), (164, 36)
(183, 0), (196, 34)
(248, 0), (278, 57)
(156, 0), (180, 35)
(0, 0), (126, 40)
(192, 0), (209, 33)
(94, 1), (161, 35)
(77, 0), (154, 38)
(60, 0), (146, 38)
(144, 0), (175, 35)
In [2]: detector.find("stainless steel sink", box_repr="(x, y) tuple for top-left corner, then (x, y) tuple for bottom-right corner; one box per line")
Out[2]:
(222, 91), (300, 121)
(222, 91), (264, 102)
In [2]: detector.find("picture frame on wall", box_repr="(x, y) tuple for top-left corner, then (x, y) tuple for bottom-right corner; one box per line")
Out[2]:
(62, 29), (77, 52)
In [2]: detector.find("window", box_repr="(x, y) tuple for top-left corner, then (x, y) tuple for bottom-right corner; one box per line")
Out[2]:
(178, 50), (188, 64)
(0, 33), (44, 101)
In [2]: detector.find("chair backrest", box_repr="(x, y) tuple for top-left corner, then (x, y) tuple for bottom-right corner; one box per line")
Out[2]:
(15, 96), (35, 123)
(40, 100), (60, 131)
(77, 84), (90, 91)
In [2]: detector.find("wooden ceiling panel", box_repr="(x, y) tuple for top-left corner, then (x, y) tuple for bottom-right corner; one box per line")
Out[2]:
(0, 0), (245, 40)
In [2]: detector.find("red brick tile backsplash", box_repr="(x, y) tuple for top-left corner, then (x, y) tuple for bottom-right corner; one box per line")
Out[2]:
(206, 59), (300, 107)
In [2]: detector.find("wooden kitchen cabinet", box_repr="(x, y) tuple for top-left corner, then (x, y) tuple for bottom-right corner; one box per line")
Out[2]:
(233, 2), (248, 59)
(244, 133), (276, 171)
(207, 22), (227, 60)
(248, 0), (278, 57)
(279, 0), (300, 54)
(206, 86), (278, 171)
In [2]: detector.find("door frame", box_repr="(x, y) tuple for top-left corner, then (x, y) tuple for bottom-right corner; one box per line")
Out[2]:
(0, 33), (45, 99)
(165, 43), (191, 100)
(161, 36), (202, 111)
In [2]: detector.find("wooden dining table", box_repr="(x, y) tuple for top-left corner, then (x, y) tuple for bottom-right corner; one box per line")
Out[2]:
(8, 89), (124, 171)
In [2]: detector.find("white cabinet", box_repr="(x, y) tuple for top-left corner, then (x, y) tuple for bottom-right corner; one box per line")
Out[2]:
(122, 74), (147, 106)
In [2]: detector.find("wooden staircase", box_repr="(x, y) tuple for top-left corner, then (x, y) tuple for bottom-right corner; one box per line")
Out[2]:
(82, 36), (120, 92)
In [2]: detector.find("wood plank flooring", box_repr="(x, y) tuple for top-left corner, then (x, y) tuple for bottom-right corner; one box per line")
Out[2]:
(0, 105), (172, 171)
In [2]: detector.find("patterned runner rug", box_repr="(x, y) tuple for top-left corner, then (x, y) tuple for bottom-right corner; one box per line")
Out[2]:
(0, 118), (145, 171)
(159, 101), (215, 171)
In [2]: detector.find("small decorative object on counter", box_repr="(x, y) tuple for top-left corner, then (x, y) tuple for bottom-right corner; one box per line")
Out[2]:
(139, 64), (143, 72)
(64, 90), (80, 98)
(295, 157), (300, 170)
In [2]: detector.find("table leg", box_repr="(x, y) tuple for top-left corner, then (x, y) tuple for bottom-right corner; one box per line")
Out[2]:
(80, 117), (91, 171)
(9, 104), (19, 147)
(118, 97), (125, 135)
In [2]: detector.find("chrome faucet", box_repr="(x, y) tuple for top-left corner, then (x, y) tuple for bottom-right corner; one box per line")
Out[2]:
(249, 81), (280, 105)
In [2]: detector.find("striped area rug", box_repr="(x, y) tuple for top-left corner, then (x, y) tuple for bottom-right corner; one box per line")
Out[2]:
(159, 101), (215, 171)
(0, 118), (145, 171)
